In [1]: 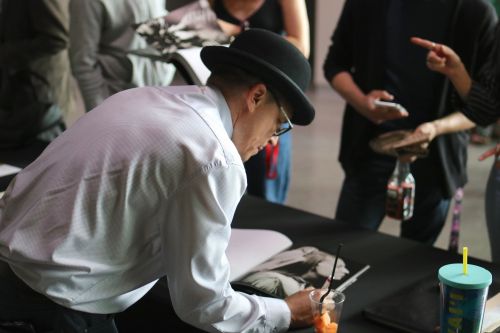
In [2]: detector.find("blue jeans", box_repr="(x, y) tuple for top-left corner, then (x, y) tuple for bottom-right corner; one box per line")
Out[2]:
(335, 157), (450, 245)
(245, 131), (291, 204)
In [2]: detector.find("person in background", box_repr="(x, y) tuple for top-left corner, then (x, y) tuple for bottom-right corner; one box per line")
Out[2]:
(412, 28), (500, 261)
(210, 0), (310, 204)
(69, 0), (176, 111)
(0, 0), (72, 145)
(0, 29), (316, 333)
(323, 0), (497, 244)
(468, 0), (500, 145)
(411, 34), (500, 149)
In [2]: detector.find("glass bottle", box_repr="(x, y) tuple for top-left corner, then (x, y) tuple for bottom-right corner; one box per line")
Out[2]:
(385, 160), (415, 221)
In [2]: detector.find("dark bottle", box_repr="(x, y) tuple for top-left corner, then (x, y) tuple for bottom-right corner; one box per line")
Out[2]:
(386, 160), (415, 221)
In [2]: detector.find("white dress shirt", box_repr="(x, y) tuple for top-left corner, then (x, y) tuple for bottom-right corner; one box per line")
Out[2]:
(0, 86), (290, 332)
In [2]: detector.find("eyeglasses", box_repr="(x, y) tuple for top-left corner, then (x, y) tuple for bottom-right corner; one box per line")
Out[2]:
(273, 98), (293, 137)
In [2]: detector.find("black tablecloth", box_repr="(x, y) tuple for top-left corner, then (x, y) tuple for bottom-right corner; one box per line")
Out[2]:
(115, 195), (500, 332)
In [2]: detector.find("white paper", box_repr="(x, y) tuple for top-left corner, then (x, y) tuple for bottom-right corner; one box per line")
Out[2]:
(227, 228), (292, 281)
(173, 47), (211, 85)
(483, 292), (500, 333)
(0, 164), (21, 177)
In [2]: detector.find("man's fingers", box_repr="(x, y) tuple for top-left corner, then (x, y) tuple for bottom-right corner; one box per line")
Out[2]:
(479, 146), (499, 161)
(369, 91), (394, 102)
(426, 53), (447, 70)
(411, 37), (446, 54)
(369, 106), (408, 124)
(411, 37), (434, 50)
(381, 110), (408, 121)
(427, 52), (444, 62)
(413, 37), (451, 61)
(426, 59), (445, 68)
(433, 44), (447, 57)
(398, 154), (417, 163)
(379, 91), (394, 100)
(479, 150), (495, 161)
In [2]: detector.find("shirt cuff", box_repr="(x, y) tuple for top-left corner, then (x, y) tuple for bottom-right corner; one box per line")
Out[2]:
(261, 297), (291, 333)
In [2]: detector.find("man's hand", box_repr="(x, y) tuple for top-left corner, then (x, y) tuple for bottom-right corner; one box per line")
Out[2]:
(479, 143), (500, 161)
(359, 90), (408, 124)
(411, 37), (473, 99)
(330, 72), (407, 124)
(410, 37), (463, 77)
(285, 288), (315, 329)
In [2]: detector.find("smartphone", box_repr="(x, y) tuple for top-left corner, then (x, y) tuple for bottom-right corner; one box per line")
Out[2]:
(374, 100), (408, 114)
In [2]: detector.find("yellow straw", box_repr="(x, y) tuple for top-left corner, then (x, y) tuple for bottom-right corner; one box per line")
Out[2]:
(463, 247), (468, 275)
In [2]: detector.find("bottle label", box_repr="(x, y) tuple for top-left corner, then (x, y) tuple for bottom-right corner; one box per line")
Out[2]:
(401, 182), (415, 220)
(386, 183), (403, 220)
(386, 181), (415, 221)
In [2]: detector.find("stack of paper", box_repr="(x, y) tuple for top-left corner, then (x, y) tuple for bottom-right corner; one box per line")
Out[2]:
(484, 292), (500, 333)
(0, 164), (21, 178)
(227, 228), (292, 281)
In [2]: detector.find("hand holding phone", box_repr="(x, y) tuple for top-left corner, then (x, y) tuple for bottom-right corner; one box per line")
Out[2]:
(374, 100), (408, 114)
(371, 100), (409, 123)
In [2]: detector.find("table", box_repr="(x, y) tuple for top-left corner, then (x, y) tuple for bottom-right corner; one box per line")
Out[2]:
(115, 195), (500, 332)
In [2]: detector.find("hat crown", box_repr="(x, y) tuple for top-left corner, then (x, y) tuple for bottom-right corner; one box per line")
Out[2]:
(200, 28), (315, 125)
(229, 29), (311, 92)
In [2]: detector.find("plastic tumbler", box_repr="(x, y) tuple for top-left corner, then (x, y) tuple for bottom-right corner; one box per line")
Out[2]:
(309, 289), (345, 333)
(438, 263), (492, 333)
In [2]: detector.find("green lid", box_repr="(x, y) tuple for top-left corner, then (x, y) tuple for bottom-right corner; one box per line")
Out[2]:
(438, 264), (492, 290)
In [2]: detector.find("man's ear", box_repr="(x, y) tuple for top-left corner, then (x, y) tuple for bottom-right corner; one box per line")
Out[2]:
(245, 83), (268, 114)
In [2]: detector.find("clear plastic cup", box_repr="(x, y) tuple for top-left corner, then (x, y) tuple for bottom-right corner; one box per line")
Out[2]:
(439, 263), (492, 333)
(309, 289), (345, 333)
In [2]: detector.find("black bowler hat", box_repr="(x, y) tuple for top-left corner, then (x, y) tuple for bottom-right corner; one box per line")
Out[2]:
(200, 28), (315, 126)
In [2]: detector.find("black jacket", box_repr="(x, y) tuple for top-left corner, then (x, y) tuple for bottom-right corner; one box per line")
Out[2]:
(462, 24), (500, 126)
(323, 0), (497, 197)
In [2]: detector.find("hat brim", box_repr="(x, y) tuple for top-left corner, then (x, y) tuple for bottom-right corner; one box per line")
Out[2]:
(201, 46), (315, 126)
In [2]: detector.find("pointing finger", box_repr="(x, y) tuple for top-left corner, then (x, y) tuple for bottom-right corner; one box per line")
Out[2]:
(410, 37), (436, 50)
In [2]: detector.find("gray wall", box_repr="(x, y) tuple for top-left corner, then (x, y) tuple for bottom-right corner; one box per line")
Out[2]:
(313, 0), (344, 87)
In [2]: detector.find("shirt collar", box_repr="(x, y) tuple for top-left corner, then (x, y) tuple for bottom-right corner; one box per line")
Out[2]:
(202, 86), (233, 138)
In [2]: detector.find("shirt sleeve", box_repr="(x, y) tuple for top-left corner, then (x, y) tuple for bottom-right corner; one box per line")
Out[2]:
(462, 79), (500, 127)
(69, 0), (109, 111)
(458, 10), (499, 126)
(0, 0), (69, 69)
(163, 161), (291, 333)
(322, 0), (355, 83)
